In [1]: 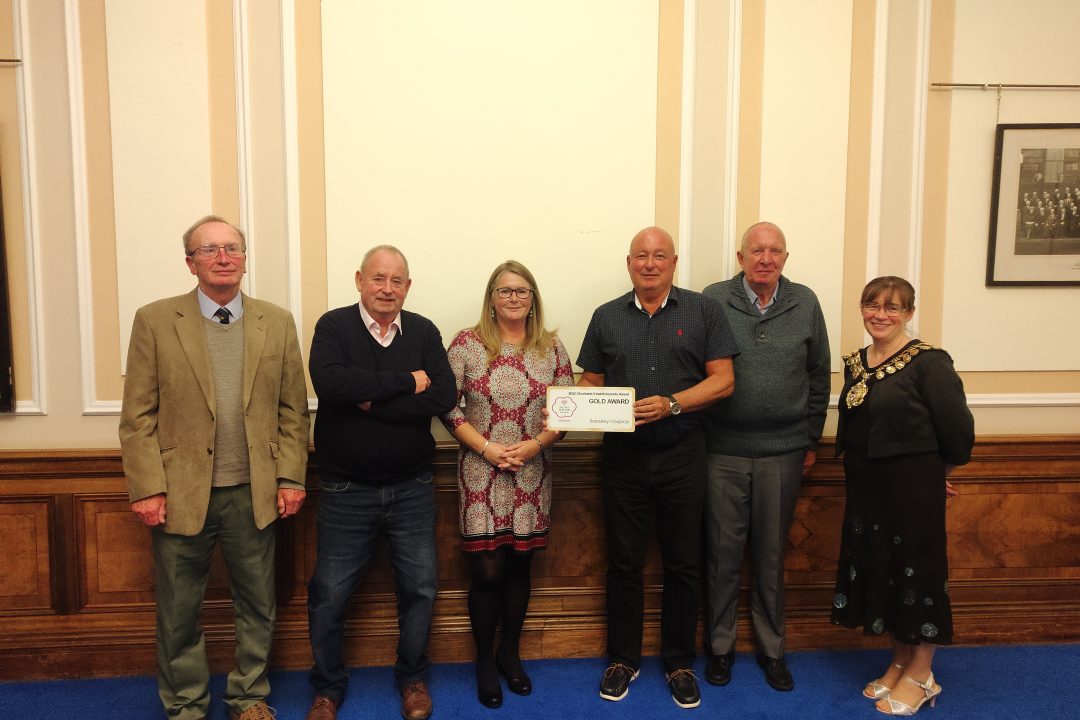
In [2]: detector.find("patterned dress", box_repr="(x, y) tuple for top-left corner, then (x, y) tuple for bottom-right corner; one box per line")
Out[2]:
(442, 329), (574, 553)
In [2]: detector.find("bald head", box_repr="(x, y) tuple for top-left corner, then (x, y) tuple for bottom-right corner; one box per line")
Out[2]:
(627, 225), (677, 298)
(629, 226), (675, 256)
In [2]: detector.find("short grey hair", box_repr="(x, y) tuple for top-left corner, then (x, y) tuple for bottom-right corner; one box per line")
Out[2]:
(359, 245), (410, 278)
(739, 221), (786, 254)
(182, 215), (246, 254)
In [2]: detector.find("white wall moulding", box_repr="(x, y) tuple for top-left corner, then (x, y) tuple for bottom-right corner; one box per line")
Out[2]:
(232, 0), (256, 300)
(280, 0), (303, 335)
(683, 0), (740, 291)
(827, 393), (1080, 409)
(66, 0), (106, 416)
(677, 0), (698, 290)
(12, 0), (46, 415)
(722, 0), (742, 273)
(104, 0), (215, 371)
(865, 0), (888, 284)
(965, 393), (1080, 409)
(757, 0), (851, 372)
(906, 0), (931, 313)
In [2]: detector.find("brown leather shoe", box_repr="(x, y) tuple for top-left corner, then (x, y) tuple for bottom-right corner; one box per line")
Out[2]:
(305, 696), (339, 720)
(401, 681), (433, 720)
(230, 701), (276, 720)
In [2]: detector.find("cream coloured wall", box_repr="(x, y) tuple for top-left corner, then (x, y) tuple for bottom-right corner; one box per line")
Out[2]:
(243, 0), (291, 311)
(685, 0), (739, 292)
(756, 0), (852, 372)
(320, 0), (660, 360)
(876, 0), (922, 283)
(0, 0), (1078, 450)
(941, 0), (1080, 372)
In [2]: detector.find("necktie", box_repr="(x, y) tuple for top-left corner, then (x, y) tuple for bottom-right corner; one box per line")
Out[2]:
(214, 308), (231, 325)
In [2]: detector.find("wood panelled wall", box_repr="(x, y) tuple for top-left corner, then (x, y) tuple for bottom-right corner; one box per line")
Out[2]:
(1, 436), (1078, 680)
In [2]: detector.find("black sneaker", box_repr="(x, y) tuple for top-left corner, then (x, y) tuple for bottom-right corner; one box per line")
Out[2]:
(666, 668), (701, 709)
(756, 654), (794, 692)
(599, 662), (639, 701)
(705, 651), (734, 686)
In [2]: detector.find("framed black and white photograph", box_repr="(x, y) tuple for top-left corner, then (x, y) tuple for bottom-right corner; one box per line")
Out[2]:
(986, 123), (1080, 286)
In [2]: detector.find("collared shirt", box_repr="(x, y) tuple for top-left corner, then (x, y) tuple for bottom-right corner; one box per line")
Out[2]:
(577, 285), (739, 447)
(358, 302), (403, 348)
(742, 275), (779, 314)
(197, 288), (243, 322)
(633, 291), (669, 314)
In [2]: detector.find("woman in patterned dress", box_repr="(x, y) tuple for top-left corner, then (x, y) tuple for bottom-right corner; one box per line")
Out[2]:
(831, 276), (974, 716)
(441, 260), (573, 709)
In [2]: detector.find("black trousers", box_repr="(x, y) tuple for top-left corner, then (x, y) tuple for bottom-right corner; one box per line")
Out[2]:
(602, 429), (706, 673)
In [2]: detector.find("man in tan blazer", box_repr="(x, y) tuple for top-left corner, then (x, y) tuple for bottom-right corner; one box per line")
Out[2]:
(120, 216), (309, 720)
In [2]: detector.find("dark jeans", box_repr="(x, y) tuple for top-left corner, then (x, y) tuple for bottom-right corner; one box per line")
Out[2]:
(307, 471), (438, 702)
(602, 430), (707, 673)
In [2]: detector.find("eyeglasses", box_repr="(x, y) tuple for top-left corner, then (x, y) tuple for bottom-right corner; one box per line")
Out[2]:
(494, 287), (533, 300)
(860, 302), (906, 316)
(188, 243), (246, 259)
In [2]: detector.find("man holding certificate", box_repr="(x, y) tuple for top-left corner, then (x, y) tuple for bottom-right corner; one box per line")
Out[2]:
(576, 226), (738, 710)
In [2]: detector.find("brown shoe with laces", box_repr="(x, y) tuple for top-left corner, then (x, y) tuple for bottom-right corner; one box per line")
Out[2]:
(401, 681), (433, 720)
(304, 695), (339, 720)
(230, 701), (276, 720)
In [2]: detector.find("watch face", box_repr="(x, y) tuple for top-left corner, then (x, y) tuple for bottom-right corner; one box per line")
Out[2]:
(668, 397), (682, 415)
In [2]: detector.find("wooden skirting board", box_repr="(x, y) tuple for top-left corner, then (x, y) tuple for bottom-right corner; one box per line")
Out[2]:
(0, 436), (1078, 680)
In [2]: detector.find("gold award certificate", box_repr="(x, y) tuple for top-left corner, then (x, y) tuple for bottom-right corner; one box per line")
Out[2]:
(546, 387), (636, 432)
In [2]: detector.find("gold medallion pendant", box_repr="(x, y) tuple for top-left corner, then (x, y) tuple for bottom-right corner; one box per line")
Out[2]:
(845, 379), (868, 409)
(842, 342), (934, 410)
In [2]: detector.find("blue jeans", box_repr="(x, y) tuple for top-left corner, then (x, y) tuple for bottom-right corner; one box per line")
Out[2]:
(307, 471), (438, 702)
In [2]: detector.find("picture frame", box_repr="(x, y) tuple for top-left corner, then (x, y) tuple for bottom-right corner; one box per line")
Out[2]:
(986, 123), (1080, 286)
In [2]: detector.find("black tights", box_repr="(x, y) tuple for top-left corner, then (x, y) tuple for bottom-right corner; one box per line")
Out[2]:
(468, 547), (534, 678)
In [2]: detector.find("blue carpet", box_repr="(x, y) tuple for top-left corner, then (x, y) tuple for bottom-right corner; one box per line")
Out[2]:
(0, 645), (1075, 719)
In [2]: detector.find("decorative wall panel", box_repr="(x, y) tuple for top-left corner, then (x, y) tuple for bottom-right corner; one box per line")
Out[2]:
(0, 437), (1077, 679)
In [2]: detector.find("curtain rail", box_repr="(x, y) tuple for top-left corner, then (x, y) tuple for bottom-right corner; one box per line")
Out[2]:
(931, 82), (1080, 90)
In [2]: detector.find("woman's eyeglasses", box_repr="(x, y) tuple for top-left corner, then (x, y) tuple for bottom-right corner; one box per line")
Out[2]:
(494, 287), (533, 300)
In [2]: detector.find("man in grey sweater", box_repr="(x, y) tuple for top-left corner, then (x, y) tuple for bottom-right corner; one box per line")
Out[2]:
(701, 221), (831, 692)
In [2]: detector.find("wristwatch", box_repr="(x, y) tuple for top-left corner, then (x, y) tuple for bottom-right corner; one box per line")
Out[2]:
(666, 395), (682, 416)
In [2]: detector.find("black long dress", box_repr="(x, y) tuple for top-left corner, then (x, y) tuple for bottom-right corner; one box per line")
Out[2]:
(830, 340), (974, 646)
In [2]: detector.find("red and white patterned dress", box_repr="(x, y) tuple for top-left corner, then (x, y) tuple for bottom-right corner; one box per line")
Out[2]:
(442, 328), (574, 553)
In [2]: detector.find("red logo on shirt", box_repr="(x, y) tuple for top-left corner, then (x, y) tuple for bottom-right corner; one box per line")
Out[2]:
(677, 329), (683, 336)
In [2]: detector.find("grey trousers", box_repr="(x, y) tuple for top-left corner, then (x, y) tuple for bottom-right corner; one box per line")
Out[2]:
(152, 484), (277, 720)
(704, 450), (804, 659)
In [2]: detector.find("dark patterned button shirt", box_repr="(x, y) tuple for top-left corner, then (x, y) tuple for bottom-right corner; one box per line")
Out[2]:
(577, 286), (739, 447)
